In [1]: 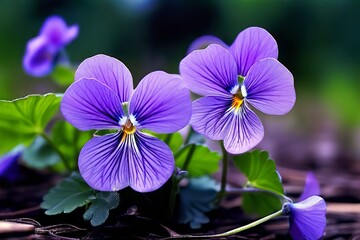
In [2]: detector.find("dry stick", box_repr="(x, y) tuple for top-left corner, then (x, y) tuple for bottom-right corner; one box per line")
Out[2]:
(0, 221), (35, 234)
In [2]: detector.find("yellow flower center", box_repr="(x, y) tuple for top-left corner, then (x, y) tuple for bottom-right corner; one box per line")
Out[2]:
(121, 119), (136, 142)
(231, 93), (244, 111)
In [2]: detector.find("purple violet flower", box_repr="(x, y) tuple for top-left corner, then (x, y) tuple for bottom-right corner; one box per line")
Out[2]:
(180, 27), (296, 154)
(284, 196), (326, 240)
(61, 54), (192, 192)
(23, 16), (78, 77)
(283, 172), (326, 240)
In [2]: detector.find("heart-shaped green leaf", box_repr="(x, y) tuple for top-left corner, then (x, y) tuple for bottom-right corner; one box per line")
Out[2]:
(0, 94), (61, 155)
(51, 121), (93, 170)
(178, 176), (219, 229)
(22, 136), (60, 169)
(175, 144), (221, 177)
(152, 132), (183, 153)
(41, 172), (96, 215)
(83, 192), (120, 226)
(233, 150), (284, 216)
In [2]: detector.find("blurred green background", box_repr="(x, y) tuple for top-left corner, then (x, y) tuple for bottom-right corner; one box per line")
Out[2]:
(0, 0), (359, 170)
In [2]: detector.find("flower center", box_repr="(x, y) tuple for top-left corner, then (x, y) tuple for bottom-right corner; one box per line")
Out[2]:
(123, 119), (136, 134)
(231, 92), (244, 111)
(121, 119), (136, 142)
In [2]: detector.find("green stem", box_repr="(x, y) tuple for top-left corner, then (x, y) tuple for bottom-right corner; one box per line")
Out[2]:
(216, 141), (228, 203)
(205, 209), (283, 238)
(181, 144), (196, 171)
(166, 175), (180, 222)
(167, 143), (197, 221)
(184, 127), (194, 145)
(165, 209), (283, 239)
(40, 132), (71, 171)
(164, 134), (173, 145)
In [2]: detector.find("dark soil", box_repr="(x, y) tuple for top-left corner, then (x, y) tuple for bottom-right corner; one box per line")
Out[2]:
(0, 165), (359, 239)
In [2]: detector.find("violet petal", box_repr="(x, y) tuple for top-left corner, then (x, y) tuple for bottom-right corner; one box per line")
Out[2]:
(299, 172), (321, 201)
(78, 131), (174, 192)
(78, 132), (130, 191)
(191, 95), (232, 140)
(0, 147), (23, 182)
(180, 44), (238, 97)
(75, 54), (133, 102)
(23, 36), (55, 77)
(40, 16), (78, 50)
(289, 196), (327, 240)
(223, 103), (264, 154)
(244, 58), (295, 115)
(129, 71), (191, 133)
(61, 78), (124, 131)
(129, 131), (174, 192)
(63, 25), (79, 45)
(229, 27), (278, 76)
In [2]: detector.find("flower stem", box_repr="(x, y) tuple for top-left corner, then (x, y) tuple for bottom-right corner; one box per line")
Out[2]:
(184, 127), (194, 145)
(181, 144), (196, 171)
(164, 209), (283, 239)
(205, 209), (283, 238)
(166, 143), (197, 222)
(216, 140), (228, 204)
(40, 132), (71, 171)
(166, 175), (179, 222)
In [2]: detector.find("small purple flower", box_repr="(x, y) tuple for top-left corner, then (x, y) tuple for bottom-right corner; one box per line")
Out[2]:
(284, 196), (326, 240)
(23, 16), (78, 77)
(283, 172), (326, 240)
(61, 54), (192, 192)
(180, 27), (296, 154)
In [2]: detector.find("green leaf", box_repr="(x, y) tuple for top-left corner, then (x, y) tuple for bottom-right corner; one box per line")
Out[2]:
(233, 150), (283, 194)
(242, 192), (282, 217)
(51, 121), (93, 170)
(22, 136), (60, 169)
(233, 150), (284, 216)
(41, 172), (96, 215)
(51, 65), (75, 87)
(152, 132), (183, 153)
(175, 144), (221, 177)
(83, 192), (120, 226)
(0, 94), (61, 155)
(178, 176), (219, 229)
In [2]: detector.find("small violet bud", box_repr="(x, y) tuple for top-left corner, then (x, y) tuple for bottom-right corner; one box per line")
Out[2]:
(23, 16), (78, 77)
(0, 146), (24, 182)
(282, 172), (326, 240)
